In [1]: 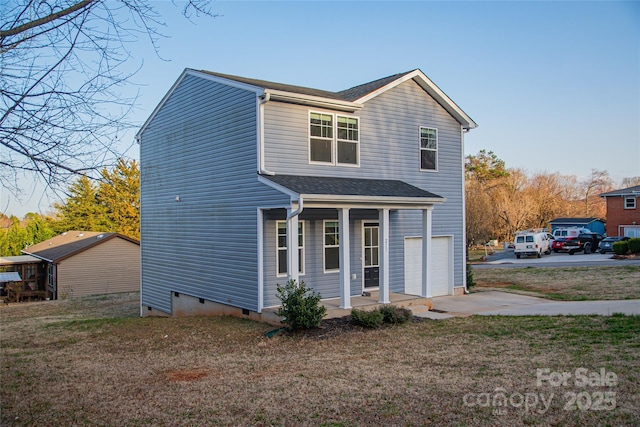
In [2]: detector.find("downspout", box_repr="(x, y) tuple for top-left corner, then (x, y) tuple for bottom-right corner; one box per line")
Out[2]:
(461, 126), (470, 294)
(287, 196), (304, 220)
(286, 196), (304, 285)
(258, 92), (275, 176)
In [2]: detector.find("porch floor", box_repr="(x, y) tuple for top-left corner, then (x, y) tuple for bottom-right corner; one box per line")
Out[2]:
(320, 291), (432, 319)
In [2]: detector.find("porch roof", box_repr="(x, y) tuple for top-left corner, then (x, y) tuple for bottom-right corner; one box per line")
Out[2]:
(259, 174), (445, 207)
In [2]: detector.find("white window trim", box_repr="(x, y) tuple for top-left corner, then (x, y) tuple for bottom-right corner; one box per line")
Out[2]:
(323, 219), (340, 273)
(361, 221), (380, 292)
(419, 126), (438, 172)
(276, 220), (305, 278)
(624, 196), (636, 209)
(308, 111), (360, 167)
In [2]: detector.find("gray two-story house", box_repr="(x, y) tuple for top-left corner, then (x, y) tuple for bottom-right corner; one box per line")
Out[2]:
(137, 69), (476, 320)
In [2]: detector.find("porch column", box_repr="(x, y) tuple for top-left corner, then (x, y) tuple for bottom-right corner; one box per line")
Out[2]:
(286, 207), (299, 283)
(339, 207), (351, 309)
(378, 208), (390, 304)
(421, 207), (433, 298)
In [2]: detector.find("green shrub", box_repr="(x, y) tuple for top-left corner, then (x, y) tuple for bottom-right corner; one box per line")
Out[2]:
(466, 263), (475, 288)
(613, 241), (629, 255)
(628, 238), (640, 254)
(351, 308), (384, 328)
(276, 279), (327, 330)
(379, 305), (413, 324)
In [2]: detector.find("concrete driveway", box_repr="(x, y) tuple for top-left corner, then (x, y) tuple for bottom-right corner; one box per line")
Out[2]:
(417, 291), (640, 319)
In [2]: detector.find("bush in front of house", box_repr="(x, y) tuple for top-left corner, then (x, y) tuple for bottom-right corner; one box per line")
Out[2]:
(276, 279), (327, 330)
(351, 308), (384, 328)
(613, 241), (629, 255)
(351, 305), (414, 328)
(627, 238), (640, 254)
(379, 304), (413, 324)
(466, 263), (475, 288)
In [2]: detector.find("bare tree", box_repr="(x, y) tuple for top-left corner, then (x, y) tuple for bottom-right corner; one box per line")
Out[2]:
(1, 0), (214, 197)
(582, 169), (613, 218)
(621, 177), (640, 188)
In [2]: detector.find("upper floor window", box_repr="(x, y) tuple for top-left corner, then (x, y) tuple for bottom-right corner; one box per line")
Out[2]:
(625, 197), (636, 209)
(277, 221), (304, 277)
(310, 112), (359, 166)
(419, 127), (438, 171)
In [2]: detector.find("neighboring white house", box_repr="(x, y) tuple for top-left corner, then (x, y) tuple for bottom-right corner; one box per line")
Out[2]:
(137, 69), (477, 320)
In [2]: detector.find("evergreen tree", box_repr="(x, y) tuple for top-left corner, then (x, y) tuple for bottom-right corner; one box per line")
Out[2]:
(23, 213), (57, 246)
(53, 176), (110, 233)
(99, 159), (140, 240)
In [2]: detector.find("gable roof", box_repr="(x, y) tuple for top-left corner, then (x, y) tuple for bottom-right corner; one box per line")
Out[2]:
(259, 174), (444, 206)
(22, 231), (139, 263)
(137, 68), (477, 138)
(599, 185), (640, 197)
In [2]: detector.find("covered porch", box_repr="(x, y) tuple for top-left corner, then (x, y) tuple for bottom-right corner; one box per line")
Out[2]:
(258, 174), (446, 312)
(261, 290), (433, 324)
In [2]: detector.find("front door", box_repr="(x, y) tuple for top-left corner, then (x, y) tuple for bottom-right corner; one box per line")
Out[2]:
(363, 223), (379, 289)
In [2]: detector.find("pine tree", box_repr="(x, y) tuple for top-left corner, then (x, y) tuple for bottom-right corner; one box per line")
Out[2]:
(53, 176), (110, 233)
(99, 159), (140, 240)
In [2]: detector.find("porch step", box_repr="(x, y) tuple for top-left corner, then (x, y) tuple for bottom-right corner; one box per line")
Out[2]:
(409, 305), (455, 320)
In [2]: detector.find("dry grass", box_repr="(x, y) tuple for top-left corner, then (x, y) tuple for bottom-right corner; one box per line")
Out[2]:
(473, 265), (640, 300)
(1, 292), (639, 426)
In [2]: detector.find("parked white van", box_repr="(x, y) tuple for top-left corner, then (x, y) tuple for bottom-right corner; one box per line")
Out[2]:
(514, 230), (551, 258)
(552, 227), (589, 239)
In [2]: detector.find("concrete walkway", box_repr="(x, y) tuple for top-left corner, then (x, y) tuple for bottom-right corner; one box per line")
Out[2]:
(411, 291), (640, 320)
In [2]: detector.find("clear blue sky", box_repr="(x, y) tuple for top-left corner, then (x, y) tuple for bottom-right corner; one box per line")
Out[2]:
(4, 0), (639, 217)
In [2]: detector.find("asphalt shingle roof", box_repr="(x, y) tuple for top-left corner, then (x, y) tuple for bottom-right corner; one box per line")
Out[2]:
(600, 185), (640, 197)
(22, 231), (138, 262)
(200, 70), (416, 102)
(261, 174), (443, 199)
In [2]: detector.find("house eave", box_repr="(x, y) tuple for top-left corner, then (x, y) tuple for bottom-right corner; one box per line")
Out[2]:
(301, 194), (446, 207)
(265, 89), (363, 112)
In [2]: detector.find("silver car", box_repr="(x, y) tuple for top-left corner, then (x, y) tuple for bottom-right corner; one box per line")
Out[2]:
(598, 236), (630, 253)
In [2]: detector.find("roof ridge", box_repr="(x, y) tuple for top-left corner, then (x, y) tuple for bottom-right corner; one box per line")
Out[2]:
(337, 70), (416, 100)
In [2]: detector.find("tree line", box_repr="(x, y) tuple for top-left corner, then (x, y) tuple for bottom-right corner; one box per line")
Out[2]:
(466, 150), (640, 245)
(1, 159), (139, 256)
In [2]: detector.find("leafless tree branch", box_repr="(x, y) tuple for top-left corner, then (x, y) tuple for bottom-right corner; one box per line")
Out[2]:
(0, 0), (216, 202)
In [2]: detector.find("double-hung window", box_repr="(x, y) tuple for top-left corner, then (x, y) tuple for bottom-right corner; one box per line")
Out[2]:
(625, 197), (636, 209)
(324, 220), (340, 272)
(310, 112), (359, 166)
(419, 127), (438, 171)
(276, 221), (304, 277)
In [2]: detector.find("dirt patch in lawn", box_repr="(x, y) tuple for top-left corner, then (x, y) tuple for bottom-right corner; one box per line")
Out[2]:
(165, 369), (209, 382)
(472, 265), (640, 300)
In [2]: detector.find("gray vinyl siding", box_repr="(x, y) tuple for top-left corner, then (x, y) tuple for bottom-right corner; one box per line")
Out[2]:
(262, 211), (377, 307)
(140, 74), (287, 313)
(263, 79), (465, 289)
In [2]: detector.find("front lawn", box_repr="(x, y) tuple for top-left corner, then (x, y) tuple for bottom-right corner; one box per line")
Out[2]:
(1, 292), (638, 426)
(472, 265), (640, 300)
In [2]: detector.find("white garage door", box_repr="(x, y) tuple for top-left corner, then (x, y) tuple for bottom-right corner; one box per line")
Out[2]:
(404, 236), (452, 297)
